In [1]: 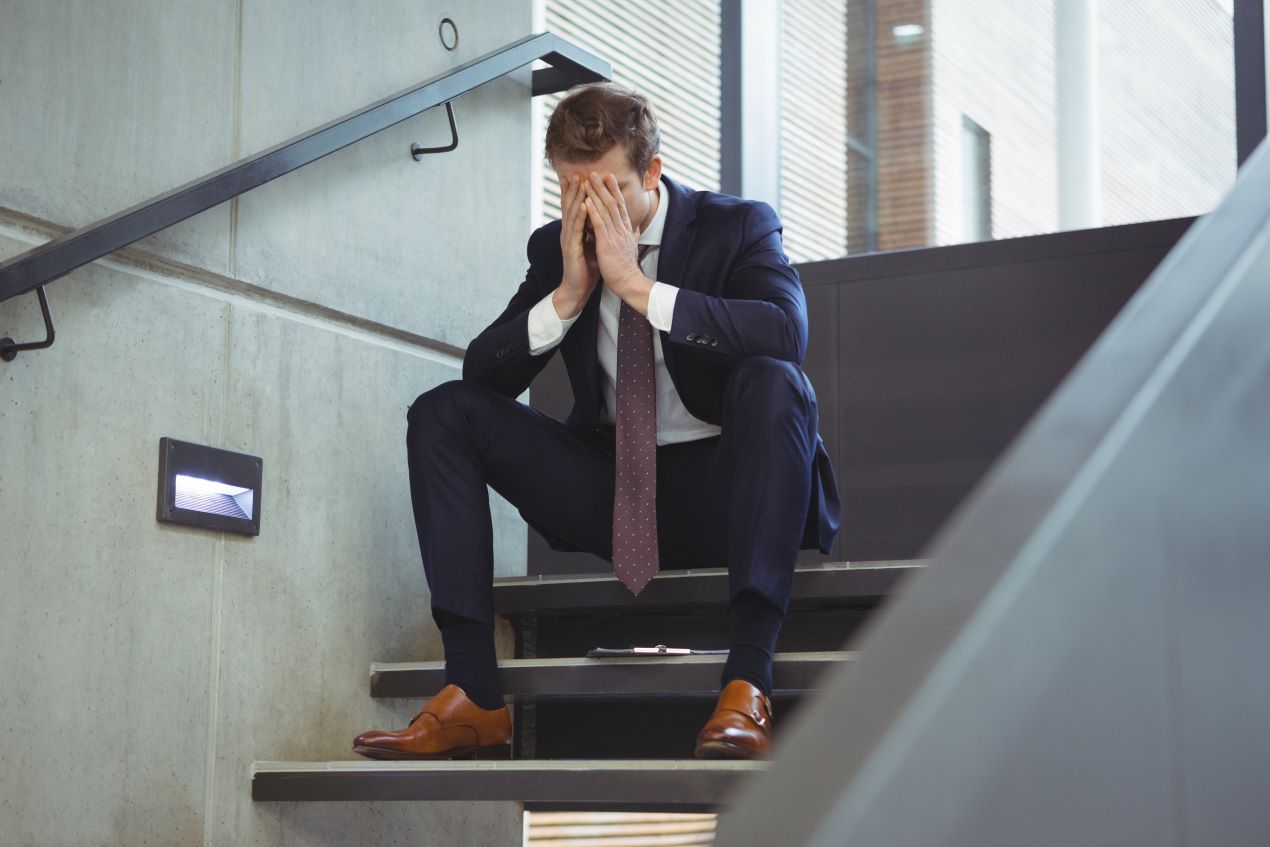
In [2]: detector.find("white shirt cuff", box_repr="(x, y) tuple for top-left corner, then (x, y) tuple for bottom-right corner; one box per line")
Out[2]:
(527, 290), (581, 355)
(646, 281), (678, 332)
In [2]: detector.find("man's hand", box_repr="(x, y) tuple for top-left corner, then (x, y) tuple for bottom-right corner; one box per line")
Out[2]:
(583, 172), (653, 312)
(555, 174), (600, 320)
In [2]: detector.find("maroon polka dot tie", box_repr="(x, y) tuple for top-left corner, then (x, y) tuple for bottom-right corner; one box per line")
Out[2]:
(612, 243), (658, 595)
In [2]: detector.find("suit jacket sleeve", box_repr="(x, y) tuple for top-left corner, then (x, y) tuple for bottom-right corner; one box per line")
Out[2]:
(462, 227), (559, 397)
(665, 201), (809, 366)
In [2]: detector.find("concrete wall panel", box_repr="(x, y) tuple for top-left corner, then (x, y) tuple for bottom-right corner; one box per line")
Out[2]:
(232, 3), (535, 348)
(0, 222), (527, 843)
(0, 0), (238, 274)
(0, 233), (227, 845)
(1, 2), (535, 840)
(203, 302), (522, 845)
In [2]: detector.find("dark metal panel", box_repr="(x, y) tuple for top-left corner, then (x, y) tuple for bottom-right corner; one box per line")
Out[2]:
(527, 208), (1191, 575)
(529, 695), (810, 761)
(368, 651), (851, 699)
(719, 0), (742, 196)
(713, 137), (1270, 846)
(0, 32), (610, 304)
(496, 562), (917, 613)
(823, 220), (1189, 560)
(532, 606), (877, 661)
(1235, 0), (1267, 168)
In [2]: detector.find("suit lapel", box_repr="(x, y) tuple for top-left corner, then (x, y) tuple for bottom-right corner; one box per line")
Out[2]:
(652, 174), (697, 391)
(655, 173), (698, 292)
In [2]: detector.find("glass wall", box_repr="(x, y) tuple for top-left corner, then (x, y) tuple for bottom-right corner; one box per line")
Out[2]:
(779, 0), (851, 262)
(778, 0), (1236, 261)
(926, 0), (1234, 251)
(538, 0), (1239, 262)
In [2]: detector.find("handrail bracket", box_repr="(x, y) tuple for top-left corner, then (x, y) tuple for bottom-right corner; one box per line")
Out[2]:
(1, 286), (56, 362)
(411, 101), (459, 159)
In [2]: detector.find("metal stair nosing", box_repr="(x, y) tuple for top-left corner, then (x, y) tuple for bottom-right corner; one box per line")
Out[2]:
(492, 560), (926, 616)
(250, 759), (766, 807)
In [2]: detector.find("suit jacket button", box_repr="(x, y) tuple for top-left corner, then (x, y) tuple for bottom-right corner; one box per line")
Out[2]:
(709, 338), (718, 347)
(687, 332), (698, 342)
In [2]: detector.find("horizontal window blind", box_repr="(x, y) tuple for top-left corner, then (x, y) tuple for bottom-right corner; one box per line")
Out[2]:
(526, 810), (717, 845)
(541, 1), (723, 223)
(780, 0), (849, 262)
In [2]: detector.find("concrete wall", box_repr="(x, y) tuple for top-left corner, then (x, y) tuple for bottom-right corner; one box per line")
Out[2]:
(1098, 0), (1235, 226)
(0, 1), (535, 843)
(930, 0), (1059, 246)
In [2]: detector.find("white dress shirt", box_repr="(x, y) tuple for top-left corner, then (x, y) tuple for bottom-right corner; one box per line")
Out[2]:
(526, 180), (723, 445)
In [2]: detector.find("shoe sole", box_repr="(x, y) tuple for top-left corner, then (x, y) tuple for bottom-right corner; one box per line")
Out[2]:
(352, 743), (512, 761)
(694, 739), (766, 760)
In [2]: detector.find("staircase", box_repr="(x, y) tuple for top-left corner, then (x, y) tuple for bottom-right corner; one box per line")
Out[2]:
(251, 559), (922, 809)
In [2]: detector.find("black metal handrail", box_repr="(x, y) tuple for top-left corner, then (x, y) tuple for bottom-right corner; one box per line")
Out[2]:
(0, 31), (608, 308)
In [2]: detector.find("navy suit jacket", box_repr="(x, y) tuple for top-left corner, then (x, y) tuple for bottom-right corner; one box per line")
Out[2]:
(463, 172), (842, 555)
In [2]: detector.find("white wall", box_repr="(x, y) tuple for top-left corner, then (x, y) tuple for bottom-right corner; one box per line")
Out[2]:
(930, 0), (1060, 246)
(0, 1), (536, 843)
(928, 0), (1235, 246)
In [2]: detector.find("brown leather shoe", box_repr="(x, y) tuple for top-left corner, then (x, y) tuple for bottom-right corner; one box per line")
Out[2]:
(694, 678), (773, 759)
(352, 683), (512, 760)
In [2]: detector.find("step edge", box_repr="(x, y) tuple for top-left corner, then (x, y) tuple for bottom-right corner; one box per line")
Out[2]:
(252, 759), (768, 773)
(369, 650), (856, 674)
(492, 560), (928, 588)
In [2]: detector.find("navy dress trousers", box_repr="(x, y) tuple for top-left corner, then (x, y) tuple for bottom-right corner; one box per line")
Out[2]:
(405, 172), (842, 626)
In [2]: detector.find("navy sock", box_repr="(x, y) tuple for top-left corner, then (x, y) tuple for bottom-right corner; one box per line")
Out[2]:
(720, 589), (784, 698)
(432, 607), (506, 710)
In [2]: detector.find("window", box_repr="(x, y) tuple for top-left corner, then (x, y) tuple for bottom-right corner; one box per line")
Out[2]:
(537, 0), (1243, 257)
(779, 0), (851, 261)
(961, 114), (992, 241)
(929, 0), (1234, 246)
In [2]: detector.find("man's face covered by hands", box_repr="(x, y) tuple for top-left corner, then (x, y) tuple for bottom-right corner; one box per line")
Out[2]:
(554, 143), (662, 243)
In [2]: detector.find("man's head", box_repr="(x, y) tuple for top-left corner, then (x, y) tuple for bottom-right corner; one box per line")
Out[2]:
(545, 81), (664, 236)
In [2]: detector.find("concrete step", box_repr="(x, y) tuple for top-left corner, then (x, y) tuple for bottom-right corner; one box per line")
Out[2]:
(368, 650), (854, 698)
(493, 560), (924, 617)
(251, 759), (765, 811)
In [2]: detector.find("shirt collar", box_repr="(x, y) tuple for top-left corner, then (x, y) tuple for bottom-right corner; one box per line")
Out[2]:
(637, 178), (667, 247)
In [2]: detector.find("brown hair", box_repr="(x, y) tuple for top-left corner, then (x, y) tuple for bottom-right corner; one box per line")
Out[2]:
(544, 81), (662, 175)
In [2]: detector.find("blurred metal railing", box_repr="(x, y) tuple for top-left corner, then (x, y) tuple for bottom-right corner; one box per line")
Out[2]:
(715, 134), (1270, 846)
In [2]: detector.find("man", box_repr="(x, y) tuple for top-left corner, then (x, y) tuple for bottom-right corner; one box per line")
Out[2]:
(353, 82), (840, 762)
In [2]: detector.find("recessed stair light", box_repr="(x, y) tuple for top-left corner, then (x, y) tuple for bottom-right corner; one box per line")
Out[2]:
(157, 438), (262, 536)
